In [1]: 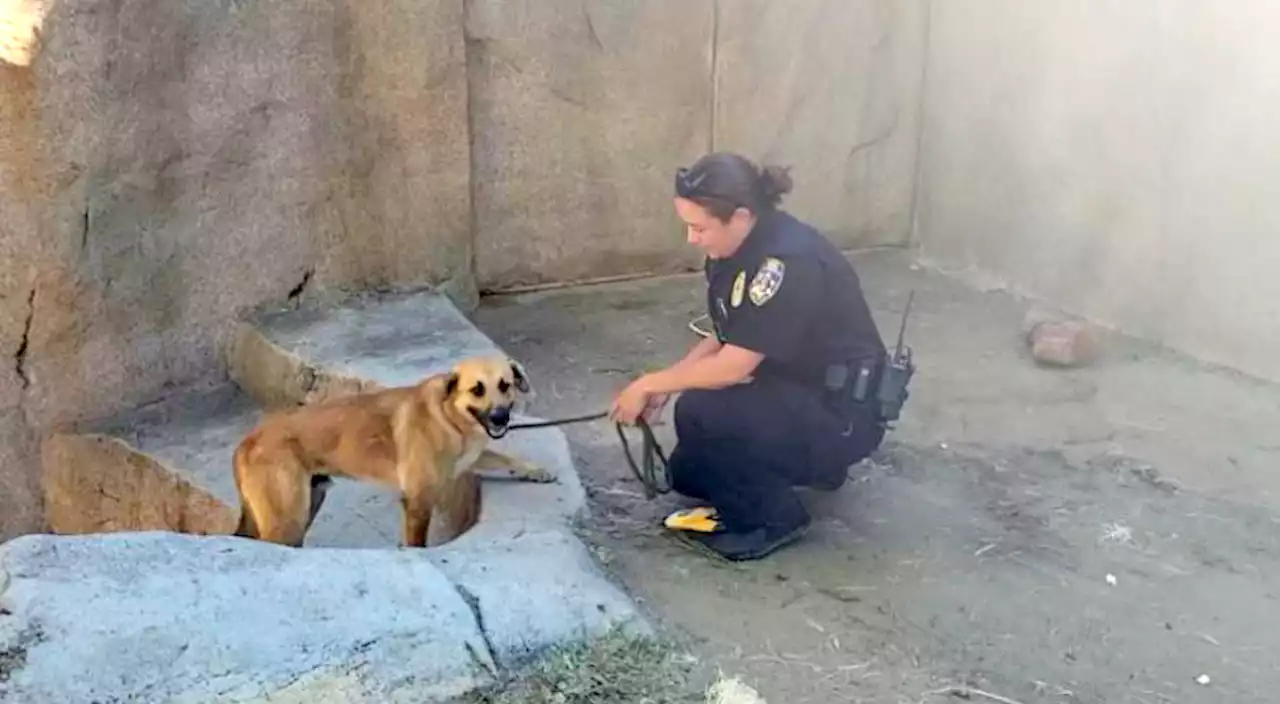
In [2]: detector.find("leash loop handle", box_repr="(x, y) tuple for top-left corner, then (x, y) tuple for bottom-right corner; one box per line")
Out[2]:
(507, 412), (672, 499)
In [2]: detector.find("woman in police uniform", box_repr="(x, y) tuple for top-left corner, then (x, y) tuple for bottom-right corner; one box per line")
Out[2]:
(610, 152), (890, 562)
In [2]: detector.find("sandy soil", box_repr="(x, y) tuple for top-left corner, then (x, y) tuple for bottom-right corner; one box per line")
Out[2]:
(471, 249), (1280, 704)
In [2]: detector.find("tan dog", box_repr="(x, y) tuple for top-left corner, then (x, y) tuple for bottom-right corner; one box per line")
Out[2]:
(231, 355), (551, 547)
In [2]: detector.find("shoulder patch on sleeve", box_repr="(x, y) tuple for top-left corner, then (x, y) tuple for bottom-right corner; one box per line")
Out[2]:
(730, 270), (746, 307)
(748, 257), (785, 306)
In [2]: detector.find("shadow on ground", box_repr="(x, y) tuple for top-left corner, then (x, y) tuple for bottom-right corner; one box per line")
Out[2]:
(472, 249), (1280, 704)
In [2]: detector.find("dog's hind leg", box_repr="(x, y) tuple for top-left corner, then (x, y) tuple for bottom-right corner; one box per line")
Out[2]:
(305, 474), (334, 534)
(242, 458), (313, 548)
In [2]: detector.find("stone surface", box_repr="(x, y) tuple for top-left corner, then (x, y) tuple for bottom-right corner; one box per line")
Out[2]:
(229, 290), (503, 409)
(0, 531), (496, 703)
(467, 0), (713, 289)
(0, 53), (48, 542)
(1028, 319), (1101, 368)
(712, 0), (927, 250)
(917, 0), (1280, 383)
(429, 527), (649, 670)
(0, 410), (40, 541)
(41, 430), (238, 537)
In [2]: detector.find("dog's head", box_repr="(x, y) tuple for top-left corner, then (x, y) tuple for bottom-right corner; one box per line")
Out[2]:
(443, 355), (531, 439)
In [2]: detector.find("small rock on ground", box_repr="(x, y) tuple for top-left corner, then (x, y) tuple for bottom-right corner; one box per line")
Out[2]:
(1026, 317), (1101, 367)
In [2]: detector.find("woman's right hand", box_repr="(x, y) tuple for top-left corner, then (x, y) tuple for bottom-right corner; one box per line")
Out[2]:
(642, 393), (672, 425)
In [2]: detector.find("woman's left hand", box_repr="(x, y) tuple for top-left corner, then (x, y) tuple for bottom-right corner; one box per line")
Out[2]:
(610, 376), (654, 425)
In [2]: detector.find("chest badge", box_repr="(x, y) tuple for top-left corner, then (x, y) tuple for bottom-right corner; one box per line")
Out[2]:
(749, 257), (786, 306)
(730, 270), (746, 308)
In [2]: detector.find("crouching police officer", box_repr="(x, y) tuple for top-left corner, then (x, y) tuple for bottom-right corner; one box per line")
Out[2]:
(610, 151), (901, 562)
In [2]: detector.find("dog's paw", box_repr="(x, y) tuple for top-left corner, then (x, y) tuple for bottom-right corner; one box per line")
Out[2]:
(519, 465), (557, 483)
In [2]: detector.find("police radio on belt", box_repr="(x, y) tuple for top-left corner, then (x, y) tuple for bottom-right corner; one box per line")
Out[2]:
(875, 290), (916, 425)
(826, 289), (916, 426)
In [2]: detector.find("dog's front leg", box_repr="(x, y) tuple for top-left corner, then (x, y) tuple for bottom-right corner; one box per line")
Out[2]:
(471, 448), (556, 483)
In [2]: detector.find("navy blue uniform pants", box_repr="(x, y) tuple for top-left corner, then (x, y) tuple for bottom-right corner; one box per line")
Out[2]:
(669, 375), (885, 534)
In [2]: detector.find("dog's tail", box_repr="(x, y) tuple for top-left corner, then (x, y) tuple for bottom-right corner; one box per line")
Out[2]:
(231, 437), (258, 539)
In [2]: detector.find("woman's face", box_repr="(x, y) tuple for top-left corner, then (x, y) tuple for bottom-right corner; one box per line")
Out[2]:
(674, 197), (754, 259)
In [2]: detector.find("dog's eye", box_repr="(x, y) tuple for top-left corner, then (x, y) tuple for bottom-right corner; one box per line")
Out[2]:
(497, 379), (510, 394)
(470, 382), (485, 398)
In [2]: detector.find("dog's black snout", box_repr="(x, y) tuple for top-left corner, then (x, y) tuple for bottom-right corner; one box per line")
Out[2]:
(489, 405), (511, 426)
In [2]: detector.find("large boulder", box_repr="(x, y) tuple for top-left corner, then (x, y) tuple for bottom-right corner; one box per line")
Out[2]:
(0, 529), (646, 703)
(0, 532), (494, 702)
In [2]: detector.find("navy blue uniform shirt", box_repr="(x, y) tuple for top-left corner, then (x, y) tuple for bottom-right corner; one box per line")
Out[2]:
(704, 210), (886, 391)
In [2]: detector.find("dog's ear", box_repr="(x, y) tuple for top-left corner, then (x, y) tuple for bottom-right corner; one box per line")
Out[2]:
(509, 359), (530, 393)
(445, 371), (460, 397)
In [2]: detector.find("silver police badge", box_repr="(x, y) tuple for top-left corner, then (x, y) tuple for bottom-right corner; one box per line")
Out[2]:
(748, 257), (785, 306)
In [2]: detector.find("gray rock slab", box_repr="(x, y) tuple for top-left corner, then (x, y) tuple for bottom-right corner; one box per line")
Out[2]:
(252, 290), (503, 391)
(90, 383), (262, 511)
(463, 418), (588, 541)
(0, 532), (495, 704)
(429, 527), (649, 670)
(82, 384), (391, 548)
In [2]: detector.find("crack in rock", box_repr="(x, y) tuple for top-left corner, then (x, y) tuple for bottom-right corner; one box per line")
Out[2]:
(13, 287), (35, 390)
(451, 582), (499, 676)
(286, 267), (314, 304)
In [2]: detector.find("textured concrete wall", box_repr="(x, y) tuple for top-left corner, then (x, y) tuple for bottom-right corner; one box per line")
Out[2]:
(916, 1), (1280, 382)
(1, 64), (50, 538)
(714, 0), (927, 251)
(470, 0), (926, 290)
(468, 0), (714, 289)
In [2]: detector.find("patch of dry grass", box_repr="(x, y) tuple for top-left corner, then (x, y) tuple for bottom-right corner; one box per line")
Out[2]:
(461, 627), (702, 704)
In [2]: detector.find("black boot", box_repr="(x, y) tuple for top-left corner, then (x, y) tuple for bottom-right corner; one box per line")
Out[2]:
(684, 514), (811, 562)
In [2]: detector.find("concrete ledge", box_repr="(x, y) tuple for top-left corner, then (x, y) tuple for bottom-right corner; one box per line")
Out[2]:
(41, 418), (240, 537)
(0, 530), (645, 703)
(428, 528), (649, 670)
(228, 291), (501, 409)
(0, 532), (495, 703)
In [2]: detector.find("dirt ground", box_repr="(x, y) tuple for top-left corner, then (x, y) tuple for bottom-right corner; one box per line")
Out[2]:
(471, 248), (1280, 704)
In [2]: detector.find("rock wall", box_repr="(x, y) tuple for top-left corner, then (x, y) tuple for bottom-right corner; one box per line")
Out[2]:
(469, 0), (928, 289)
(468, 0), (714, 289)
(713, 0), (927, 251)
(1, 64), (47, 539)
(0, 0), (923, 540)
(0, 0), (473, 540)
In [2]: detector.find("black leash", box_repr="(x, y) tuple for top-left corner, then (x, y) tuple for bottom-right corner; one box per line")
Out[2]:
(507, 411), (672, 499)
